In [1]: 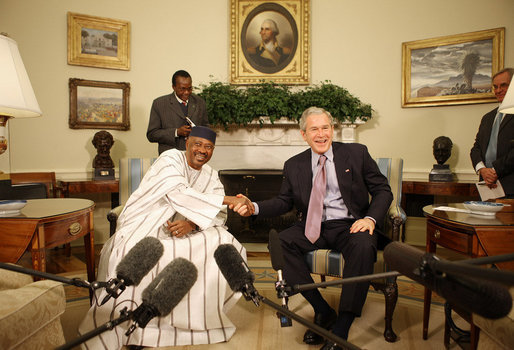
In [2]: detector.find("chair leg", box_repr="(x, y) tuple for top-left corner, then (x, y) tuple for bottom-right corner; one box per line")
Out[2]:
(382, 280), (398, 342)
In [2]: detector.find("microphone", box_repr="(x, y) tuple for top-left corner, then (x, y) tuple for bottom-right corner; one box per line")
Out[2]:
(383, 241), (512, 319)
(58, 258), (198, 350)
(213, 244), (261, 306)
(126, 257), (198, 334)
(213, 244), (360, 350)
(99, 236), (164, 305)
(268, 229), (292, 327)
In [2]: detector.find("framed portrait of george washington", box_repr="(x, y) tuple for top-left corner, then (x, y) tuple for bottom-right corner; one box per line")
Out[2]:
(402, 27), (504, 107)
(231, 0), (310, 85)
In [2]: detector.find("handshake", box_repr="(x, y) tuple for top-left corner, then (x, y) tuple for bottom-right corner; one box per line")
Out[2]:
(224, 194), (255, 217)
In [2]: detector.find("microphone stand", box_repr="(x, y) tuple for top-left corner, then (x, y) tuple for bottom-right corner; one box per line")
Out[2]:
(254, 293), (361, 350)
(291, 271), (401, 293)
(55, 307), (133, 350)
(0, 262), (91, 289)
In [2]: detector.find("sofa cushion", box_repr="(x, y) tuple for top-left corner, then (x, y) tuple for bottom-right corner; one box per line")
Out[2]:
(0, 280), (66, 349)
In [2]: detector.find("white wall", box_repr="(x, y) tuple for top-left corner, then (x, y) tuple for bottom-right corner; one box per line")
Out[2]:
(1, 0), (513, 242)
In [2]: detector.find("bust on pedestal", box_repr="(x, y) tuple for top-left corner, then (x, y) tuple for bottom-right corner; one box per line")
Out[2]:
(429, 136), (454, 182)
(92, 131), (115, 180)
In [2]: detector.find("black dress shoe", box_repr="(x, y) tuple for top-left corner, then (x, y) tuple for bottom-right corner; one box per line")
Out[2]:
(303, 308), (337, 345)
(320, 340), (343, 350)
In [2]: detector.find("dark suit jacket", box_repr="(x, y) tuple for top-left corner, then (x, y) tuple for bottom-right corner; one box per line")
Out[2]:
(257, 142), (393, 237)
(146, 92), (208, 154)
(470, 108), (514, 195)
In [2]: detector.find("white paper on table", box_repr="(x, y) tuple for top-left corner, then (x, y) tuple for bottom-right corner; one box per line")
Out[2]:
(475, 180), (505, 201)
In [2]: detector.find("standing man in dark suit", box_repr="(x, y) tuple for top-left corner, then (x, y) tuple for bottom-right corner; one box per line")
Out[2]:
(238, 107), (392, 350)
(470, 68), (514, 197)
(147, 70), (209, 154)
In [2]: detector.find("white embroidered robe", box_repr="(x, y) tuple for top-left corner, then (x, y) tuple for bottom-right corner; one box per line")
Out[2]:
(79, 149), (245, 349)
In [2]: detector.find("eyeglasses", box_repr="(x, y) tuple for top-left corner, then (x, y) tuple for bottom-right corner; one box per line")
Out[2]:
(193, 142), (214, 151)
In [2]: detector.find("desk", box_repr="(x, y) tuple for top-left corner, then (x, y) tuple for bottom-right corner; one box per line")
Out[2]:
(59, 178), (119, 208)
(422, 203), (514, 348)
(0, 198), (96, 283)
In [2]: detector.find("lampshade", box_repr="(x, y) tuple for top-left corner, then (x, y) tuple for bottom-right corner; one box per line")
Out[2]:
(0, 33), (42, 156)
(498, 79), (514, 114)
(0, 33), (42, 118)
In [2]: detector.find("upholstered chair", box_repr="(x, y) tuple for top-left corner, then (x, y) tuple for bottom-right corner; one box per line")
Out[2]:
(304, 157), (406, 342)
(107, 157), (157, 236)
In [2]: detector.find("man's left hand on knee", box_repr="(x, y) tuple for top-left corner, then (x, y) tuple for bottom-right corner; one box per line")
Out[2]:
(349, 218), (375, 235)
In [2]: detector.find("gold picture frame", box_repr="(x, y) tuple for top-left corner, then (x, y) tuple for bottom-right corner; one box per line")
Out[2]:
(402, 27), (504, 108)
(69, 78), (130, 130)
(230, 0), (310, 85)
(67, 12), (130, 70)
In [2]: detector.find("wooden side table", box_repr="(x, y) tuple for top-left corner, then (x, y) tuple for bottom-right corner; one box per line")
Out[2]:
(59, 178), (119, 208)
(0, 198), (96, 283)
(422, 204), (514, 349)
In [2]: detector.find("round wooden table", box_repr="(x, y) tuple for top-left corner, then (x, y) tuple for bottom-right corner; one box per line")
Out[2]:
(0, 198), (96, 282)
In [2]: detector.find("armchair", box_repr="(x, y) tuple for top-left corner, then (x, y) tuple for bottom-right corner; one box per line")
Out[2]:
(107, 157), (157, 236)
(0, 265), (66, 349)
(304, 157), (406, 342)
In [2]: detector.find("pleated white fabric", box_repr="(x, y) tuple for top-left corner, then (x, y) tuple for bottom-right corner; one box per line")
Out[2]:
(78, 149), (245, 349)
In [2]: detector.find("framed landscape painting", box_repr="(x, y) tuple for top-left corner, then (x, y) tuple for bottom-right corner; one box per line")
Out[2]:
(402, 28), (504, 107)
(69, 78), (130, 130)
(67, 12), (130, 70)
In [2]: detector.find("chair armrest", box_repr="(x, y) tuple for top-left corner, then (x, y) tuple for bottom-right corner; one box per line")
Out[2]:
(107, 205), (124, 236)
(0, 265), (34, 291)
(388, 204), (407, 242)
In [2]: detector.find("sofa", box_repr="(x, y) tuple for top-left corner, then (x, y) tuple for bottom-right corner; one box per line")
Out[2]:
(0, 265), (66, 349)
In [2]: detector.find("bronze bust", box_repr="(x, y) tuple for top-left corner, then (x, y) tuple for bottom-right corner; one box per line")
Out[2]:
(429, 136), (453, 182)
(92, 130), (115, 179)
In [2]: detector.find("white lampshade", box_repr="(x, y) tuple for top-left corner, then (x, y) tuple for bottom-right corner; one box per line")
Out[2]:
(0, 33), (42, 119)
(498, 80), (514, 114)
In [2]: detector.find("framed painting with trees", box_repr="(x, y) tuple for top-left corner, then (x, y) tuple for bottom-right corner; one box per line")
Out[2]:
(402, 28), (504, 107)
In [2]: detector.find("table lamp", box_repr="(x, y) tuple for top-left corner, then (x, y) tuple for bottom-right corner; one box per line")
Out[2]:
(498, 77), (514, 114)
(0, 33), (42, 166)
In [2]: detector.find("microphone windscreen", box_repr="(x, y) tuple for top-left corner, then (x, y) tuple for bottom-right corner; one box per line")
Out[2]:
(268, 229), (285, 271)
(384, 241), (512, 319)
(214, 244), (254, 293)
(142, 258), (198, 316)
(116, 237), (164, 286)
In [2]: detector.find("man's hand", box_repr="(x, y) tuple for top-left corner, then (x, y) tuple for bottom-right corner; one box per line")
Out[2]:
(166, 219), (196, 238)
(224, 194), (254, 216)
(479, 167), (498, 188)
(177, 125), (192, 137)
(350, 218), (375, 235)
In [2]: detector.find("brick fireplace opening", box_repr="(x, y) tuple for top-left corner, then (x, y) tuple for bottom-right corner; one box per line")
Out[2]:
(219, 169), (298, 243)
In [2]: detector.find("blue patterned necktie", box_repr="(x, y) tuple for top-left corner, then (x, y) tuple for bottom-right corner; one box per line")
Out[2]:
(305, 155), (327, 244)
(484, 111), (503, 168)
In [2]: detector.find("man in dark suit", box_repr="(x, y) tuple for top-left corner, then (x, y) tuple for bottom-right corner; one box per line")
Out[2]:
(239, 107), (392, 350)
(470, 68), (514, 197)
(147, 70), (209, 154)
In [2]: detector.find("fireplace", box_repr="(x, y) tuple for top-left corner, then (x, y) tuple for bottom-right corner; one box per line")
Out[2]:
(219, 169), (298, 243)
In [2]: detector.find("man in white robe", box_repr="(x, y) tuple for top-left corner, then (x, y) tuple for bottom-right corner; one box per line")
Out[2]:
(79, 126), (253, 349)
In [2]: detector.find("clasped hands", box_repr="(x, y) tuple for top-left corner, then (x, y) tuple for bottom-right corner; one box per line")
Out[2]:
(224, 194), (254, 216)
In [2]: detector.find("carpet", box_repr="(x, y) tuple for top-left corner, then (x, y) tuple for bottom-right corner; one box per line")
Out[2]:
(60, 259), (463, 349)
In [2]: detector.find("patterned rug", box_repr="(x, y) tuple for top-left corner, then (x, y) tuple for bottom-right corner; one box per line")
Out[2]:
(62, 257), (445, 307)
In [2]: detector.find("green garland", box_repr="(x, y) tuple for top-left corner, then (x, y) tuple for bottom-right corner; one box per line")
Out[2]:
(198, 81), (372, 129)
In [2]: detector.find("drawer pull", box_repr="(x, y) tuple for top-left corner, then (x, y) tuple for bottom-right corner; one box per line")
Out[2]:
(69, 223), (82, 236)
(434, 229), (441, 239)
(243, 175), (255, 180)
